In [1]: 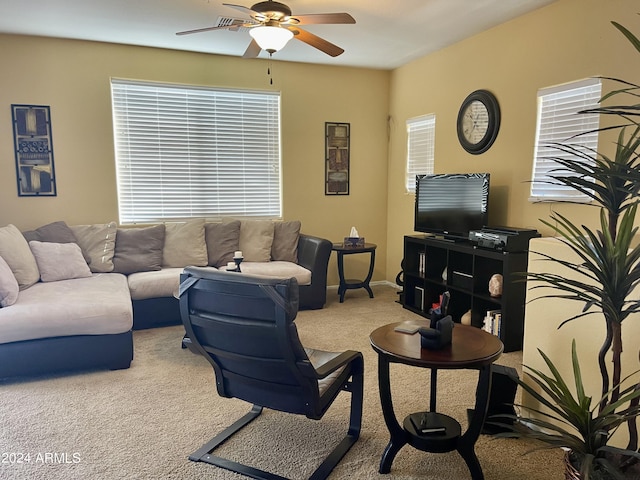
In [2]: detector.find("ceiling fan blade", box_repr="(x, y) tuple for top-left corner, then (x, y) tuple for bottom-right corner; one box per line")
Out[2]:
(223, 3), (261, 17)
(286, 13), (355, 25)
(176, 25), (234, 36)
(288, 27), (344, 57)
(242, 39), (262, 58)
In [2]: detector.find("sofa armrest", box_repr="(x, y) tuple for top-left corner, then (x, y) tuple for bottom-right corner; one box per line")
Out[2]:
(297, 234), (332, 309)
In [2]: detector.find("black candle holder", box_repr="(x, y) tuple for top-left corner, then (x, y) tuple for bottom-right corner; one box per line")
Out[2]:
(233, 256), (243, 272)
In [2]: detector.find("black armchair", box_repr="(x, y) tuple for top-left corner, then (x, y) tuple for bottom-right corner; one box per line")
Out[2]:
(178, 267), (364, 480)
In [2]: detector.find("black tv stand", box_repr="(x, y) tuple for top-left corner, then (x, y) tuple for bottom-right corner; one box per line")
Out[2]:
(427, 234), (469, 244)
(402, 235), (530, 352)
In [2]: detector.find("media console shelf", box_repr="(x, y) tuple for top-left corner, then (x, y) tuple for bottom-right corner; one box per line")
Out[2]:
(402, 235), (529, 352)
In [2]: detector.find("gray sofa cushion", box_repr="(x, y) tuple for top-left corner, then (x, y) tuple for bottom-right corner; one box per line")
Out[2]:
(22, 221), (91, 264)
(113, 225), (165, 274)
(205, 221), (240, 268)
(272, 221), (301, 263)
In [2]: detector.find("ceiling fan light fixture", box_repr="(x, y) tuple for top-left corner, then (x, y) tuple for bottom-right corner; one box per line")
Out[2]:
(249, 25), (293, 53)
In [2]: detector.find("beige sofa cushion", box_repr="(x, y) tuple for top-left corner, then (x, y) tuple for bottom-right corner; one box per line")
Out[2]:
(0, 273), (133, 344)
(240, 261), (311, 286)
(0, 224), (40, 290)
(238, 220), (274, 262)
(162, 218), (208, 268)
(127, 267), (187, 300)
(70, 222), (117, 273)
(29, 241), (92, 282)
(0, 256), (19, 308)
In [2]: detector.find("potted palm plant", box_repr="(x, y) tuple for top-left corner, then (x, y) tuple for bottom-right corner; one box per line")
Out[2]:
(493, 20), (640, 479)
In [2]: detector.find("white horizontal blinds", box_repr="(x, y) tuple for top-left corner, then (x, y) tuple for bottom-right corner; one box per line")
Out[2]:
(406, 114), (435, 193)
(111, 79), (282, 224)
(530, 78), (601, 202)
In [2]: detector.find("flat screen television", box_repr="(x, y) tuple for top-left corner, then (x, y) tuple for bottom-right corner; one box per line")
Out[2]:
(414, 173), (490, 240)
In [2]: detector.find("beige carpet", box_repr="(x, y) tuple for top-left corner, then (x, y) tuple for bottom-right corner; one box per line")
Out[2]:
(0, 285), (564, 479)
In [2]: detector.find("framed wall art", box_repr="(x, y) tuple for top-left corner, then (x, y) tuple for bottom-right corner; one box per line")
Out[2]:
(325, 122), (350, 195)
(11, 104), (57, 196)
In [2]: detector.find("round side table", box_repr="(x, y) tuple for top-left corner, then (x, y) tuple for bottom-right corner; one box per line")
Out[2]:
(331, 243), (377, 303)
(370, 322), (503, 480)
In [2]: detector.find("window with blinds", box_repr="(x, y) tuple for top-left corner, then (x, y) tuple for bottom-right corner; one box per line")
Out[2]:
(529, 78), (602, 202)
(111, 79), (282, 224)
(406, 114), (436, 193)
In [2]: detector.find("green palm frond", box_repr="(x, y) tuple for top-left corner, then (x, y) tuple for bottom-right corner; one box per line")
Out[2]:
(492, 341), (640, 478)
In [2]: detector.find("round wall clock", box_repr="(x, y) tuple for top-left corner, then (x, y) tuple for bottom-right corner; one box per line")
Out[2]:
(456, 90), (501, 155)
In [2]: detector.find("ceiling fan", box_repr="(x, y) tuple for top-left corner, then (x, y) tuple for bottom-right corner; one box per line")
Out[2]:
(176, 1), (355, 58)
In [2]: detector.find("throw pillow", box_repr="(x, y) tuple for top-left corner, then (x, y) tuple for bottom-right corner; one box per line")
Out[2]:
(271, 221), (301, 263)
(70, 222), (117, 273)
(0, 224), (40, 290)
(29, 241), (92, 283)
(238, 220), (274, 262)
(162, 218), (208, 268)
(0, 256), (19, 307)
(22, 220), (91, 264)
(205, 221), (241, 268)
(112, 225), (165, 275)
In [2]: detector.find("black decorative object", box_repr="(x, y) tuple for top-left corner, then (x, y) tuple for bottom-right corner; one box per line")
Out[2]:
(11, 104), (57, 196)
(456, 90), (500, 154)
(419, 315), (454, 350)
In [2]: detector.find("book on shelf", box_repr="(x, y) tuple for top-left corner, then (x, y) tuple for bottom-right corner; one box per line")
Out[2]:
(483, 309), (502, 337)
(409, 412), (446, 435)
(418, 251), (426, 275)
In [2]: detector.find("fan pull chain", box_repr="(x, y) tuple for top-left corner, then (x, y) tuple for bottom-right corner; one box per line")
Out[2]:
(267, 57), (273, 85)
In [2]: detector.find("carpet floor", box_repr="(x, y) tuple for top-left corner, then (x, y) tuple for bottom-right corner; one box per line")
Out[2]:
(0, 284), (564, 479)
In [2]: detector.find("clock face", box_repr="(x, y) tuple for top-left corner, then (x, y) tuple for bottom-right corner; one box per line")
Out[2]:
(456, 90), (500, 155)
(461, 100), (489, 144)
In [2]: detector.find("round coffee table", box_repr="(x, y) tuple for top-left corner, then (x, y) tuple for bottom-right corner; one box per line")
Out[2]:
(370, 322), (503, 480)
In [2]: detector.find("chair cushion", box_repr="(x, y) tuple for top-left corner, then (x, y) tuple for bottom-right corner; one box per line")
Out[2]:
(304, 348), (346, 395)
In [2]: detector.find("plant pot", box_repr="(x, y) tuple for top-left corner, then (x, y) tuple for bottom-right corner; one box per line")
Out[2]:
(564, 451), (580, 480)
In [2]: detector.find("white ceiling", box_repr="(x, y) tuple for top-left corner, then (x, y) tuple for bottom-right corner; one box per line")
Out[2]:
(0, 0), (557, 70)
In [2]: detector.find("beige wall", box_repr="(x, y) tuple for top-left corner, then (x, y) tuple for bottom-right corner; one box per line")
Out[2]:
(0, 35), (390, 286)
(385, 0), (640, 282)
(2, 0), (639, 289)
(522, 238), (640, 447)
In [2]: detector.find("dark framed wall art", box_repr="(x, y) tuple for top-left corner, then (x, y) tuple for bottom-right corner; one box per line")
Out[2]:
(325, 122), (350, 195)
(11, 104), (57, 196)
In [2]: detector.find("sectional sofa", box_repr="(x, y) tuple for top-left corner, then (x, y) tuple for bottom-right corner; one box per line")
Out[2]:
(0, 219), (332, 380)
